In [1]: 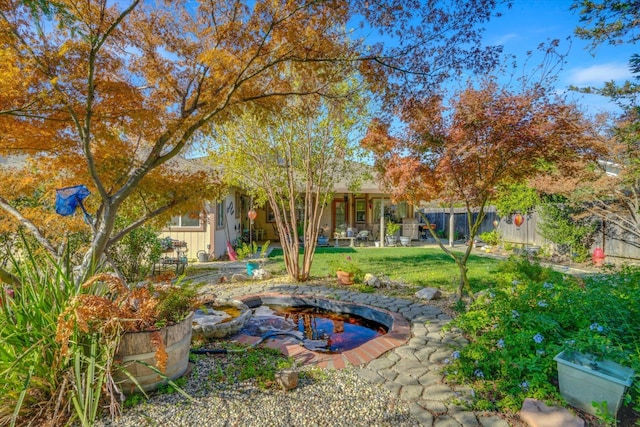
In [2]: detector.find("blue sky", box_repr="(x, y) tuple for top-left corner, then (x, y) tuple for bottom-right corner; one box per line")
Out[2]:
(483, 0), (636, 114)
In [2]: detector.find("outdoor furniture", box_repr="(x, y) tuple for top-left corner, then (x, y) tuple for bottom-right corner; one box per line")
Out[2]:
(154, 238), (188, 275)
(334, 236), (356, 247)
(356, 230), (369, 243)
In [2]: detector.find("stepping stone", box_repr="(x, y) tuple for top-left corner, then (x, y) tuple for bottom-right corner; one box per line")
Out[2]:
(519, 398), (584, 427)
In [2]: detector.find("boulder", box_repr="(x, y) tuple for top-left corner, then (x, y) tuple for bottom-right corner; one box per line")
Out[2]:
(415, 287), (442, 300)
(275, 369), (299, 391)
(231, 273), (250, 282)
(253, 268), (271, 280)
(363, 273), (381, 287)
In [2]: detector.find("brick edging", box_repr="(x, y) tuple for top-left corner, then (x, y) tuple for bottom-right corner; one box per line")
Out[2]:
(231, 292), (411, 368)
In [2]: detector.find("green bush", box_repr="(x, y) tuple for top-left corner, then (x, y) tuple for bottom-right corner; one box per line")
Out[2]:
(0, 246), (108, 426)
(110, 223), (163, 283)
(443, 258), (640, 419)
(479, 229), (501, 246)
(537, 201), (596, 262)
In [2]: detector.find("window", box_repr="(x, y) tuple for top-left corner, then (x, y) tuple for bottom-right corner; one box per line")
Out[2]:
(355, 199), (366, 223)
(216, 200), (225, 229)
(266, 205), (275, 223)
(168, 211), (202, 229)
(371, 199), (408, 223)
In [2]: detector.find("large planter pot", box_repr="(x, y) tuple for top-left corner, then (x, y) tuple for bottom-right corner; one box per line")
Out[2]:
(386, 235), (397, 246)
(399, 236), (411, 247)
(114, 312), (193, 394)
(336, 270), (354, 285)
(554, 350), (635, 417)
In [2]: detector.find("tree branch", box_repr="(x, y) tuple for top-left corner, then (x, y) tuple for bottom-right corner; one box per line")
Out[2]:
(0, 196), (58, 258)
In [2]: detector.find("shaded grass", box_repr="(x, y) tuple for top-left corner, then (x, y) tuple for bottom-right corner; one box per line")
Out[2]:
(268, 246), (501, 293)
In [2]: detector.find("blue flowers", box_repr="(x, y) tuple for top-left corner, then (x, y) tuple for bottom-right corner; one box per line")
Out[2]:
(497, 339), (505, 349)
(543, 282), (554, 289)
(512, 310), (520, 319)
(474, 369), (485, 378)
(537, 300), (548, 307)
(520, 381), (529, 390)
(533, 333), (544, 344)
(589, 322), (604, 332)
(451, 351), (460, 360)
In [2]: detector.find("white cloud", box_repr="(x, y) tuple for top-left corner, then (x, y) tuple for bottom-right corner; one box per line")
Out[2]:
(492, 33), (518, 45)
(568, 63), (633, 85)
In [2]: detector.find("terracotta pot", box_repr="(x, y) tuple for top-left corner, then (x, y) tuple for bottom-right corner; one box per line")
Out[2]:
(336, 270), (354, 285)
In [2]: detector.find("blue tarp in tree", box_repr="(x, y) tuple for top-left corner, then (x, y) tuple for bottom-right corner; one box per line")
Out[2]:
(55, 185), (91, 216)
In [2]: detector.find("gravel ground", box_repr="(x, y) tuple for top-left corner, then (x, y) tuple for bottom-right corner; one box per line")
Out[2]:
(96, 352), (420, 427)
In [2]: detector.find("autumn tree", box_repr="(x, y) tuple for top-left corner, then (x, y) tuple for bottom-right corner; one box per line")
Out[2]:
(535, 1), (640, 248)
(363, 78), (600, 298)
(0, 0), (506, 283)
(211, 80), (367, 281)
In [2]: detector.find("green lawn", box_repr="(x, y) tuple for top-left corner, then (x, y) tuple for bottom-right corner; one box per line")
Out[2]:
(268, 246), (502, 293)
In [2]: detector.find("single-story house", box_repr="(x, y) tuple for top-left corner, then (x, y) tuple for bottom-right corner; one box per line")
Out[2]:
(159, 162), (424, 260)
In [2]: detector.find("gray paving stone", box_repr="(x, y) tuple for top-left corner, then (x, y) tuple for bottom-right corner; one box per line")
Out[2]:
(383, 381), (402, 397)
(395, 372), (421, 386)
(433, 415), (462, 427)
(478, 415), (511, 427)
(430, 349), (453, 364)
(394, 346), (420, 361)
(422, 384), (457, 402)
(414, 346), (437, 363)
(420, 399), (447, 415)
(409, 402), (434, 426)
(426, 332), (444, 342)
(408, 337), (428, 348)
(379, 368), (399, 381)
(449, 409), (480, 426)
(418, 372), (442, 387)
(386, 351), (402, 363)
(356, 367), (386, 384)
(412, 314), (438, 323)
(393, 359), (429, 378)
(400, 384), (425, 401)
(437, 313), (453, 321)
(367, 356), (397, 371)
(411, 324), (429, 336)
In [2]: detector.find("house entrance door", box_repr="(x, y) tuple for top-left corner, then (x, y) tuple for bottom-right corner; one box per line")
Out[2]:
(333, 199), (348, 235)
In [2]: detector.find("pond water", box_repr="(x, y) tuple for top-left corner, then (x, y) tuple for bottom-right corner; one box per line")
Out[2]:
(239, 304), (388, 353)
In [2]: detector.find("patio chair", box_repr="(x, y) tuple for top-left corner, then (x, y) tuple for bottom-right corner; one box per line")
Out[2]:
(356, 230), (369, 243)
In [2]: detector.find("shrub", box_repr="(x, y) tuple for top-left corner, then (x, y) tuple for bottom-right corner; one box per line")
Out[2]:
(0, 247), (96, 426)
(479, 229), (501, 246)
(443, 258), (640, 419)
(110, 223), (163, 283)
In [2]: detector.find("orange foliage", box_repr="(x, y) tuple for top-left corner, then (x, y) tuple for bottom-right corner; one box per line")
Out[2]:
(365, 79), (602, 208)
(55, 273), (195, 374)
(1, 0), (507, 276)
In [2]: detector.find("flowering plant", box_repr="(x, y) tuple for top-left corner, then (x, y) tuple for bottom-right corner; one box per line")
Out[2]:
(330, 255), (363, 278)
(441, 256), (640, 417)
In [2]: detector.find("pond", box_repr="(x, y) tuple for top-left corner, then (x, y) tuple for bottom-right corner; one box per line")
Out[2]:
(238, 295), (392, 354)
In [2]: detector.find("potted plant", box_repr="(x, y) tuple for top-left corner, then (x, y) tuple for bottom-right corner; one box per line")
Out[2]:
(56, 273), (200, 395)
(236, 240), (271, 276)
(554, 350), (634, 417)
(385, 221), (401, 246)
(330, 255), (363, 285)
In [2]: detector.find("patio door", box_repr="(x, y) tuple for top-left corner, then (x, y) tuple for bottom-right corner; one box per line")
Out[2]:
(333, 199), (348, 234)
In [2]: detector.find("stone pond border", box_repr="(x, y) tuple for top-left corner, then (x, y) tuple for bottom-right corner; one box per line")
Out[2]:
(230, 292), (411, 369)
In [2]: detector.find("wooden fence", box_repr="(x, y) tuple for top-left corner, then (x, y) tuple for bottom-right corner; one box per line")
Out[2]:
(416, 207), (640, 264)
